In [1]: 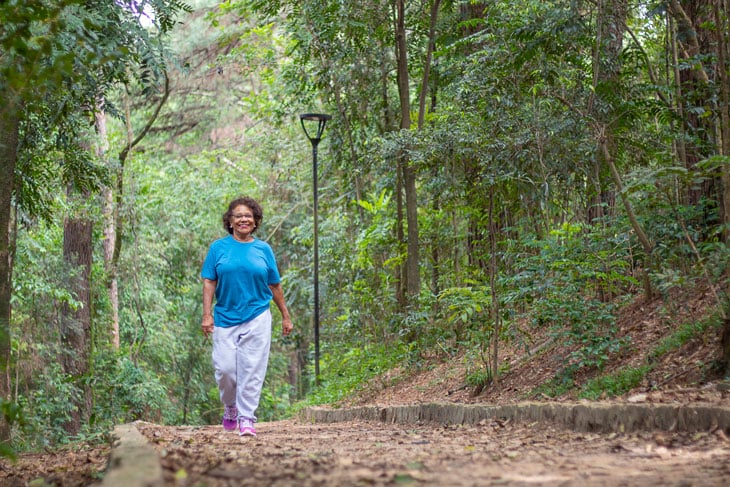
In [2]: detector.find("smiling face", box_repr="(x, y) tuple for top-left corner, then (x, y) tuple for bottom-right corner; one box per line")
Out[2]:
(222, 196), (263, 237)
(230, 204), (256, 241)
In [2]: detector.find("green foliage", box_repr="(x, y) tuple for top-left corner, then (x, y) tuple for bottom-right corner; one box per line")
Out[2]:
(295, 186), (404, 387)
(436, 282), (503, 381)
(25, 362), (84, 446)
(10, 351), (169, 450)
(465, 367), (492, 390)
(98, 356), (171, 423)
(0, 398), (23, 460)
(2, 0), (189, 221)
(439, 282), (491, 328)
(306, 342), (408, 406)
(506, 223), (634, 371)
(579, 366), (650, 400)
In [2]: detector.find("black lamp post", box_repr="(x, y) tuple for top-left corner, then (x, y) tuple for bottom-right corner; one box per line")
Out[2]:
(299, 113), (331, 385)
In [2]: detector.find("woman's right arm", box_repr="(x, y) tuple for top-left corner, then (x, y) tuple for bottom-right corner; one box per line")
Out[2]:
(201, 278), (217, 337)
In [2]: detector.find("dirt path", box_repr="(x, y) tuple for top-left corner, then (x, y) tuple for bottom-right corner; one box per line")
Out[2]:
(136, 418), (730, 486)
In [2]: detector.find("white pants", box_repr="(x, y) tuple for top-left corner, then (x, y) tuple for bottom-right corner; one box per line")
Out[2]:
(212, 309), (272, 422)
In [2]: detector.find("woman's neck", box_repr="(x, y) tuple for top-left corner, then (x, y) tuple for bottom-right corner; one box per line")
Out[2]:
(232, 233), (254, 243)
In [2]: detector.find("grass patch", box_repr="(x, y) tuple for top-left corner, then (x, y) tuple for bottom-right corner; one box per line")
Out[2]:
(465, 368), (493, 389)
(577, 313), (722, 400)
(578, 365), (651, 400)
(529, 367), (575, 398)
(651, 313), (722, 360)
(531, 313), (723, 401)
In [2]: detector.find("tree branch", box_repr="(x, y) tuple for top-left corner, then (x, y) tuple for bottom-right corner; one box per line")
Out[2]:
(623, 22), (669, 105)
(118, 70), (171, 165)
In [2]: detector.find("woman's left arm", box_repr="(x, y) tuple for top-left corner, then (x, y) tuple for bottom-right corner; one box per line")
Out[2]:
(270, 283), (293, 336)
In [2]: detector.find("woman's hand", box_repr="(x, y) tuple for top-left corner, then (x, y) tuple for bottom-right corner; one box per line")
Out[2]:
(282, 317), (293, 337)
(201, 314), (214, 337)
(270, 283), (293, 337)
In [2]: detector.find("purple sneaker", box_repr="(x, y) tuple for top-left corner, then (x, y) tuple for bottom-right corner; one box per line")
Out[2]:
(222, 405), (238, 431)
(239, 417), (256, 437)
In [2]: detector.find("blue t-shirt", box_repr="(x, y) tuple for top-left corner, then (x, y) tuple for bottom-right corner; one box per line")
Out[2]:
(201, 235), (282, 327)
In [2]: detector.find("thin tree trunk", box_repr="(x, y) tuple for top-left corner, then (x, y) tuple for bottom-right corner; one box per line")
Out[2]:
(417, 0), (441, 130)
(668, 0), (711, 83)
(669, 0), (717, 207)
(599, 137), (653, 257)
(715, 1), (730, 239)
(0, 101), (20, 442)
(418, 0), (441, 302)
(488, 187), (500, 383)
(431, 196), (441, 297)
(393, 0), (408, 307)
(592, 0), (655, 300)
(404, 162), (420, 301)
(587, 0), (608, 223)
(395, 159), (406, 308)
(113, 73), (170, 275)
(715, 0), (730, 373)
(100, 75), (169, 349)
(669, 13), (689, 192)
(98, 106), (120, 349)
(394, 0), (420, 302)
(588, 158), (605, 223)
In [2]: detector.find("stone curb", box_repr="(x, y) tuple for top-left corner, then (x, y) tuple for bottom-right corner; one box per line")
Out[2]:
(299, 401), (730, 434)
(101, 422), (163, 487)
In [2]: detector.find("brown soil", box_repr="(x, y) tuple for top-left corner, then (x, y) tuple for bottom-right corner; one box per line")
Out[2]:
(135, 419), (730, 486)
(0, 443), (110, 486)
(1, 282), (729, 486)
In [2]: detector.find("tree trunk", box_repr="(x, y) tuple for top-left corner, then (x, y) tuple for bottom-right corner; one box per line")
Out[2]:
(61, 215), (93, 435)
(669, 13), (689, 184)
(384, 24), (405, 308)
(488, 187), (500, 383)
(600, 138), (653, 257)
(98, 107), (120, 349)
(394, 0), (420, 302)
(668, 0), (718, 208)
(395, 157), (406, 308)
(0, 101), (20, 443)
(418, 0), (441, 302)
(714, 1), (730, 240)
(715, 0), (730, 371)
(587, 158), (605, 223)
(417, 0), (441, 131)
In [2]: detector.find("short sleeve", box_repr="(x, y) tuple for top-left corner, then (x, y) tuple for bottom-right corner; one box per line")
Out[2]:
(264, 244), (281, 285)
(201, 243), (218, 280)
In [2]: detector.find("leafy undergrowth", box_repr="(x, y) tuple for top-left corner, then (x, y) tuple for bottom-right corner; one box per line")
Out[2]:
(339, 280), (729, 409)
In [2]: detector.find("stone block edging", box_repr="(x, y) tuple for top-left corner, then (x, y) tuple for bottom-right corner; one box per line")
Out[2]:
(299, 402), (730, 434)
(101, 422), (164, 487)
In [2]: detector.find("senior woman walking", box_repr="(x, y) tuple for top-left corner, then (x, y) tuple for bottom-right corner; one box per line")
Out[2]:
(200, 196), (293, 436)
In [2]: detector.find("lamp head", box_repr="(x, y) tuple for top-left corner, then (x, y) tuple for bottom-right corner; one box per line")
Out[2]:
(299, 113), (331, 142)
